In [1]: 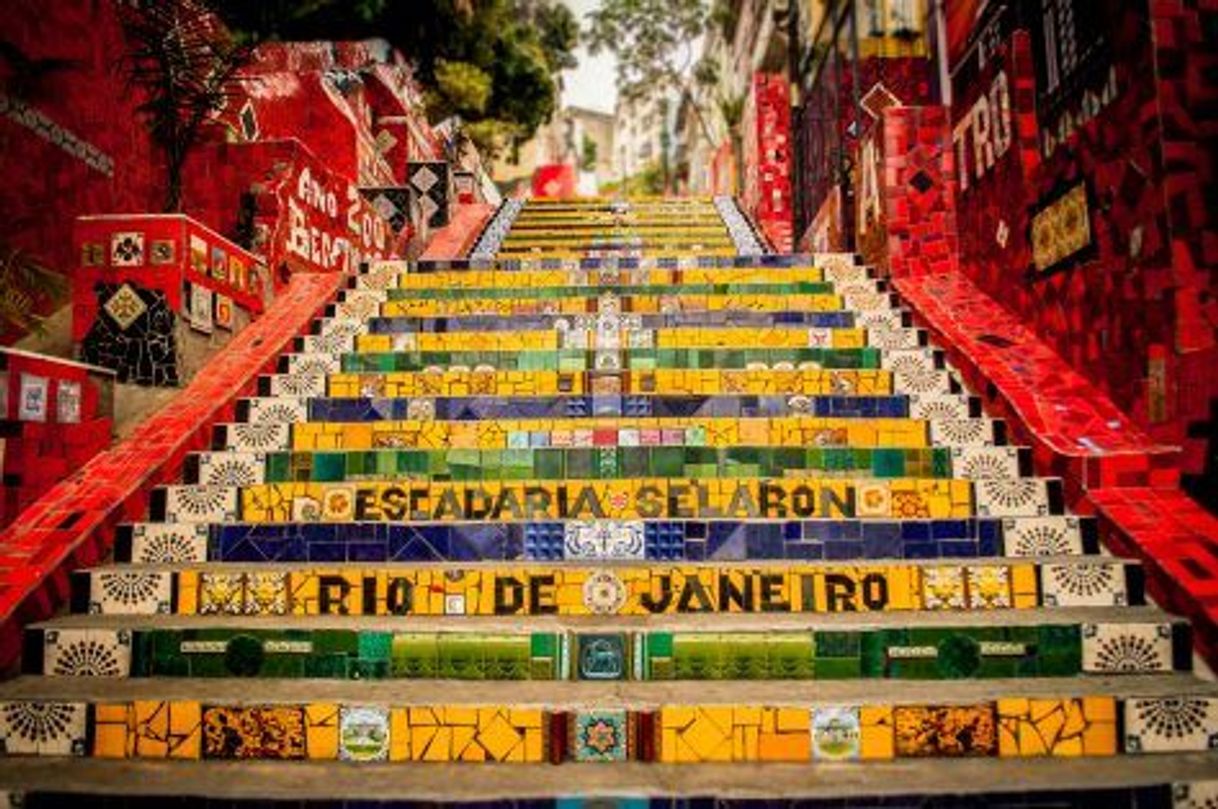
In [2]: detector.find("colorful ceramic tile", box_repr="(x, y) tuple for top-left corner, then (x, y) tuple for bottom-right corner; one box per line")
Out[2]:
(215, 293), (234, 330)
(996, 697), (1116, 757)
(564, 521), (645, 559)
(893, 705), (997, 757)
(189, 283), (214, 334)
(339, 706), (389, 761)
(571, 710), (630, 762)
(110, 231), (145, 266)
(811, 706), (860, 761)
(17, 373), (48, 421)
(55, 380), (81, 424)
(1003, 516), (1085, 556)
(202, 705), (306, 759)
(102, 283), (147, 331)
(164, 485), (238, 523)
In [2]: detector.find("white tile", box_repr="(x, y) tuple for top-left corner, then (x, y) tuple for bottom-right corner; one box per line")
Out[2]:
(1043, 562), (1129, 607)
(268, 373), (326, 398)
(928, 418), (996, 447)
(565, 521), (645, 560)
(224, 422), (290, 452)
(130, 523), (209, 564)
(1174, 780), (1218, 809)
(0, 701), (88, 755)
(951, 446), (1022, 479)
(43, 628), (131, 677)
(973, 477), (1051, 517)
(196, 452), (265, 486)
(1002, 516), (1085, 556)
(287, 353), (342, 374)
(90, 570), (173, 615)
(909, 393), (971, 420)
(247, 397), (308, 424)
(1082, 622), (1173, 673)
(164, 485), (239, 523)
(1125, 697), (1218, 753)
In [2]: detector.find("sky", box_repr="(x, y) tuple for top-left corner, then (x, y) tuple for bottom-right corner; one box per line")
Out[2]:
(559, 0), (618, 115)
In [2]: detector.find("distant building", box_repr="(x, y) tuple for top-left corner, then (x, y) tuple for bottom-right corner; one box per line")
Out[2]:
(613, 88), (681, 187)
(492, 106), (616, 193)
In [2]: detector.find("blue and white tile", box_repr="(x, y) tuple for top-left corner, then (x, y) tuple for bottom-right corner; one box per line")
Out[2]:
(564, 521), (646, 560)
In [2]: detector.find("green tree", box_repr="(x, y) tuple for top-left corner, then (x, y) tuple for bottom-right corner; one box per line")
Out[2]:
(213, 0), (578, 155)
(585, 0), (716, 145)
(580, 133), (598, 172)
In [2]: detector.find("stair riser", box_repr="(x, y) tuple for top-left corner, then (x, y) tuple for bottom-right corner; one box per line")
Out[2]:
(69, 560), (1143, 617)
(24, 622), (1192, 680)
(1, 695), (1214, 761)
(114, 516), (1094, 564)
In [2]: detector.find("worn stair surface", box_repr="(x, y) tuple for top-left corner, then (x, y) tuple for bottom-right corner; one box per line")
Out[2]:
(1, 197), (1216, 806)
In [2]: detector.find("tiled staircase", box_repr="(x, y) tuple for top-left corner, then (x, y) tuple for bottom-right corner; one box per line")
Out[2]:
(2, 197), (1217, 806)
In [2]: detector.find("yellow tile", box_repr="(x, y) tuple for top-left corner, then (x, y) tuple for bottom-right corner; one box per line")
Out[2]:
(305, 703), (339, 760)
(389, 708), (409, 761)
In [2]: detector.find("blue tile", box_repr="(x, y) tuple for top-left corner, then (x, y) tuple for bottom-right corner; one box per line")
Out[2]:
(939, 540), (979, 558)
(903, 542), (940, 560)
(824, 540), (863, 560)
(784, 541), (824, 560)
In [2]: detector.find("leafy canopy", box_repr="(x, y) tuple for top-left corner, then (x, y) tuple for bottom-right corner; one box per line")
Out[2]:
(213, 0), (578, 155)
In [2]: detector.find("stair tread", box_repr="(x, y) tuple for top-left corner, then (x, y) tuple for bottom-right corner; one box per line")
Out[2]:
(32, 604), (1182, 631)
(2, 673), (1212, 703)
(2, 753), (1218, 799)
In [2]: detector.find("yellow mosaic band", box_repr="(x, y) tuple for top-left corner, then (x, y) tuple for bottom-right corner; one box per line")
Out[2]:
(387, 267), (832, 291)
(352, 328), (870, 353)
(238, 477), (973, 523)
(85, 697), (1120, 762)
(379, 293), (845, 317)
(290, 416), (933, 451)
(171, 559), (1035, 617)
(325, 369), (890, 398)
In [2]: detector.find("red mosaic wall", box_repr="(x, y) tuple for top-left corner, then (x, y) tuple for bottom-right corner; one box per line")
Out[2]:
(0, 0), (160, 342)
(795, 55), (934, 246)
(0, 350), (113, 527)
(949, 1), (1218, 483)
(856, 105), (959, 279)
(742, 72), (793, 251)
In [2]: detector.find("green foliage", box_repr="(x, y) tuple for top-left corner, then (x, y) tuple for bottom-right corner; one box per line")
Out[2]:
(429, 60), (493, 118)
(618, 161), (665, 196)
(214, 0), (578, 148)
(580, 133), (598, 172)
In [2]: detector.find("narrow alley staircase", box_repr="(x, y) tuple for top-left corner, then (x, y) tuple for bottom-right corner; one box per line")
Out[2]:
(1, 197), (1216, 806)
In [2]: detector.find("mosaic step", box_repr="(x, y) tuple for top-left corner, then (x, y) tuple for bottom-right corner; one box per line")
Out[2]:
(357, 262), (869, 290)
(69, 558), (1144, 616)
(146, 476), (1065, 524)
(24, 608), (1192, 680)
(339, 322), (921, 350)
(215, 415), (1006, 453)
(0, 677), (1215, 762)
(11, 770), (1218, 805)
(182, 445), (1033, 486)
(325, 346), (926, 373)
(114, 515), (1097, 564)
(238, 391), (984, 422)
(335, 311), (915, 338)
(416, 250), (860, 270)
